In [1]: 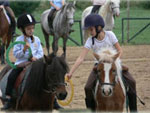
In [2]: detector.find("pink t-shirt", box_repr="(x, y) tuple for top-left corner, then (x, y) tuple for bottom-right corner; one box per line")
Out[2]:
(91, 0), (106, 5)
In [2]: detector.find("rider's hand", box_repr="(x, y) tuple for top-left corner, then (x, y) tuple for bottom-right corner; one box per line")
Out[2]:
(31, 57), (37, 61)
(56, 7), (60, 11)
(0, 5), (4, 9)
(66, 73), (72, 80)
(23, 42), (30, 53)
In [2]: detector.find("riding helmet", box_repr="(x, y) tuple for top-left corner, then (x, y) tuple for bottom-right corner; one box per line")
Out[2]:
(83, 14), (105, 29)
(17, 13), (36, 29)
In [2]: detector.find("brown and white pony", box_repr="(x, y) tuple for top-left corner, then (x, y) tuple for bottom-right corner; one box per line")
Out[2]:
(94, 47), (125, 112)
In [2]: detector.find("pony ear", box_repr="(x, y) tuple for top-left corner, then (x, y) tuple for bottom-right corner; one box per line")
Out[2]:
(93, 52), (100, 61)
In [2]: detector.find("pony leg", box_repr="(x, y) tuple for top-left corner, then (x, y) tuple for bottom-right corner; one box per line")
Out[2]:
(52, 36), (59, 56)
(6, 32), (12, 49)
(62, 37), (68, 58)
(42, 26), (50, 55)
(0, 43), (5, 64)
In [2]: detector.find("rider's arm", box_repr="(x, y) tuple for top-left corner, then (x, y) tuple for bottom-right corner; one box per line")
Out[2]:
(62, 0), (65, 6)
(66, 47), (89, 79)
(114, 42), (122, 58)
(50, 1), (59, 10)
(33, 37), (44, 59)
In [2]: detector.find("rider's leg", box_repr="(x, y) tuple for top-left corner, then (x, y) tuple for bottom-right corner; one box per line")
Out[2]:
(1, 67), (23, 110)
(48, 9), (56, 28)
(91, 5), (101, 14)
(5, 6), (16, 36)
(122, 69), (137, 112)
(84, 68), (97, 111)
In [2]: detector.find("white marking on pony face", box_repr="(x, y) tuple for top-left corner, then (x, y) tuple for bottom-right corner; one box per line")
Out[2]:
(67, 7), (75, 25)
(102, 63), (113, 96)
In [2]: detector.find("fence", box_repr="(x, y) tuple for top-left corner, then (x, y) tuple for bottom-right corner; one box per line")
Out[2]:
(122, 18), (150, 44)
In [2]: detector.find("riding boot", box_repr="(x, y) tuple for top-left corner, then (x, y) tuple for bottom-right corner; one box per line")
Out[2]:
(53, 98), (63, 110)
(48, 9), (56, 29)
(91, 5), (101, 14)
(127, 91), (138, 113)
(85, 98), (96, 111)
(1, 98), (12, 110)
(84, 68), (97, 111)
(122, 68), (138, 113)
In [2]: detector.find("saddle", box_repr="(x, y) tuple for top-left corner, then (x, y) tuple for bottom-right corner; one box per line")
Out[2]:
(0, 61), (31, 100)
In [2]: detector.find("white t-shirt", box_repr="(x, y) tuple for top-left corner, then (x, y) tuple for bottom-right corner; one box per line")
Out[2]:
(84, 31), (118, 53)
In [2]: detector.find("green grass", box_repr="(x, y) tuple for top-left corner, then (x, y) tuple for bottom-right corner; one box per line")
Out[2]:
(14, 7), (150, 47)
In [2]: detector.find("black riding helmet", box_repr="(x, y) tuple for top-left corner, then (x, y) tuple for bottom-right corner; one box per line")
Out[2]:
(17, 13), (36, 42)
(17, 13), (36, 29)
(84, 14), (105, 45)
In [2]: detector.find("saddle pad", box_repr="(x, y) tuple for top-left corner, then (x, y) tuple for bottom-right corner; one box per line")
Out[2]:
(0, 69), (13, 99)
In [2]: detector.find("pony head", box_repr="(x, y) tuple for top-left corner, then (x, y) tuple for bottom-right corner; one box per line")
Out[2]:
(43, 54), (69, 100)
(61, 2), (75, 26)
(94, 47), (121, 97)
(110, 0), (120, 17)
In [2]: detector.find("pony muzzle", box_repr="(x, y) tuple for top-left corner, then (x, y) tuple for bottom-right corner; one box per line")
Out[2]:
(102, 86), (113, 97)
(56, 91), (68, 100)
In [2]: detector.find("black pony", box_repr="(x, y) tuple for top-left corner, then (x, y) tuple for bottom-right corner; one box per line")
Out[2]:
(0, 53), (69, 111)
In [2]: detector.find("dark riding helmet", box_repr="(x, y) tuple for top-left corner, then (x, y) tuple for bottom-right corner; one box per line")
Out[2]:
(17, 13), (36, 29)
(83, 14), (105, 29)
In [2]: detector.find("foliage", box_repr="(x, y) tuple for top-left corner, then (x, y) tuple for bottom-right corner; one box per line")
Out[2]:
(75, 1), (91, 10)
(120, 1), (150, 9)
(10, 1), (40, 17)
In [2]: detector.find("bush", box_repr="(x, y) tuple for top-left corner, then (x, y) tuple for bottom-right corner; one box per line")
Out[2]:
(10, 1), (40, 17)
(76, 1), (91, 10)
(120, 1), (150, 9)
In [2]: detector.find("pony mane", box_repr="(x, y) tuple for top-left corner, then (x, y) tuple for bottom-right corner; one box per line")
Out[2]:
(25, 54), (69, 97)
(96, 47), (118, 63)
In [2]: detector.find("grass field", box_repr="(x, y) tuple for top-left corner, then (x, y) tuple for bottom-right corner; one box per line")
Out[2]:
(14, 7), (150, 47)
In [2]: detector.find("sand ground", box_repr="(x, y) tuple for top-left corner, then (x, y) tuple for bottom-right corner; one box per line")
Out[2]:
(0, 45), (150, 112)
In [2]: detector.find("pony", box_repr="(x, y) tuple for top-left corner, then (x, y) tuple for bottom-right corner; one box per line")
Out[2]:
(93, 47), (125, 112)
(41, 1), (76, 57)
(0, 53), (69, 111)
(0, 7), (12, 64)
(82, 0), (120, 43)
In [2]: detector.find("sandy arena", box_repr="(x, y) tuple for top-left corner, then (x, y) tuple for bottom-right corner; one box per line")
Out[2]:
(0, 45), (150, 112)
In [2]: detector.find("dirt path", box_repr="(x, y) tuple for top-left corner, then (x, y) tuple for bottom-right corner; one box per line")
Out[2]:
(0, 45), (150, 112)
